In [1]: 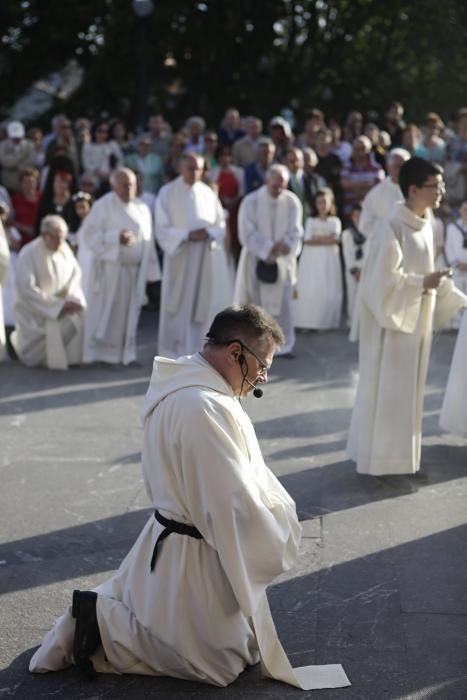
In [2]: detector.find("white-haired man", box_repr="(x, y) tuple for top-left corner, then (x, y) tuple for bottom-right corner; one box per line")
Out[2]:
(349, 148), (411, 338)
(234, 164), (303, 357)
(10, 215), (85, 369)
(359, 147), (411, 239)
(155, 152), (232, 357)
(79, 167), (160, 365)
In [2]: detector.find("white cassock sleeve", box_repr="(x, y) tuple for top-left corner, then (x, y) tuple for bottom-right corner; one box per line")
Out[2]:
(204, 197), (227, 243)
(178, 393), (301, 617)
(0, 221), (10, 286)
(79, 199), (121, 263)
(434, 276), (467, 329)
(238, 196), (275, 261)
(445, 223), (463, 266)
(155, 186), (190, 256)
(360, 227), (424, 333)
(283, 197), (303, 256)
(359, 187), (378, 237)
(15, 248), (65, 320)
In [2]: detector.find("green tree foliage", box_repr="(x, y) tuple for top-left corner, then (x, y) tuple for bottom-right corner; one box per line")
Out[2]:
(1, 0), (467, 128)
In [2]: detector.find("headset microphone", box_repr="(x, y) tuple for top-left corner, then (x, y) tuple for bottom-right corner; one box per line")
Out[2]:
(237, 354), (263, 398)
(244, 376), (264, 398)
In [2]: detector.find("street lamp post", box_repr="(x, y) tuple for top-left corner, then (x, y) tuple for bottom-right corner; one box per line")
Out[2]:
(132, 0), (154, 131)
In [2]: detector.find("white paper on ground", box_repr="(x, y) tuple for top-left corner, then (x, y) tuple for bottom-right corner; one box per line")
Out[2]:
(253, 593), (351, 690)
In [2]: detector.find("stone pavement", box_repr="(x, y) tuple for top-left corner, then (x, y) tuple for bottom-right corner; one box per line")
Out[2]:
(1, 311), (466, 700)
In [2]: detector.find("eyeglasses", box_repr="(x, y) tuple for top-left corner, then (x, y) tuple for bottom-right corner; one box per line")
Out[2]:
(207, 336), (271, 376)
(240, 341), (271, 376)
(422, 182), (446, 193)
(224, 339), (270, 376)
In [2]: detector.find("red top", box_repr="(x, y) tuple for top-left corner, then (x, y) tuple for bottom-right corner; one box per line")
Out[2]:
(218, 170), (239, 198)
(11, 191), (42, 246)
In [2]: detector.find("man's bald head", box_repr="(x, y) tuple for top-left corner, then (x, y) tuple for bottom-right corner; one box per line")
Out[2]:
(180, 152), (204, 186)
(266, 164), (289, 199)
(111, 167), (136, 202)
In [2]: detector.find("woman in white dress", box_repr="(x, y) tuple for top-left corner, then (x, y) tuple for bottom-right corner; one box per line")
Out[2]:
(439, 310), (467, 437)
(81, 120), (123, 194)
(293, 187), (342, 329)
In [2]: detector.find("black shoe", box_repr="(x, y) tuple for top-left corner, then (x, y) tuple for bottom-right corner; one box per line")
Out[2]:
(72, 590), (101, 679)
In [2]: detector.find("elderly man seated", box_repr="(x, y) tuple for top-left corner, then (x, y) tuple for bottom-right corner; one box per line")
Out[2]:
(10, 214), (85, 370)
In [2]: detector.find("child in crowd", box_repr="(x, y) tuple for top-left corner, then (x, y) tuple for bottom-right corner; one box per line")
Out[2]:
(73, 192), (93, 299)
(342, 204), (367, 324)
(69, 191), (93, 251)
(0, 202), (21, 328)
(293, 187), (342, 329)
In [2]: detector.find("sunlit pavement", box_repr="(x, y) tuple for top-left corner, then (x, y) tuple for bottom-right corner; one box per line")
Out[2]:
(1, 311), (466, 699)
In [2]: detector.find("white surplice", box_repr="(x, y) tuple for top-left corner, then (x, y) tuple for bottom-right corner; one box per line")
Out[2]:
(347, 203), (467, 475)
(234, 186), (303, 353)
(10, 238), (86, 370)
(293, 216), (342, 329)
(80, 192), (160, 365)
(439, 311), (467, 437)
(30, 354), (349, 691)
(155, 177), (232, 358)
(445, 218), (467, 327)
(0, 220), (10, 362)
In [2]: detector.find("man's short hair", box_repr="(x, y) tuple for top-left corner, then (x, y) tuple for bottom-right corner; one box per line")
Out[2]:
(398, 157), (443, 198)
(180, 151), (205, 166)
(205, 304), (285, 348)
(40, 214), (68, 237)
(386, 147), (411, 167)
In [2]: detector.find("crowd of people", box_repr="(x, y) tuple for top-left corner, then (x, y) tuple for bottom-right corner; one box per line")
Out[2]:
(1, 101), (467, 367)
(3, 102), (467, 693)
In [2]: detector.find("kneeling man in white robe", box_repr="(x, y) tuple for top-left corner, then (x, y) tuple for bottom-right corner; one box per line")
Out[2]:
(80, 167), (160, 365)
(234, 164), (303, 356)
(10, 215), (85, 370)
(155, 152), (231, 358)
(30, 304), (349, 692)
(347, 157), (467, 476)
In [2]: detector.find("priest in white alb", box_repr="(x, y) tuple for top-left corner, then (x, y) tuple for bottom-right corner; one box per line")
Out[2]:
(0, 219), (11, 362)
(29, 304), (349, 692)
(439, 309), (467, 437)
(349, 148), (411, 340)
(155, 152), (232, 357)
(234, 164), (303, 356)
(80, 167), (160, 365)
(10, 215), (85, 370)
(347, 157), (467, 476)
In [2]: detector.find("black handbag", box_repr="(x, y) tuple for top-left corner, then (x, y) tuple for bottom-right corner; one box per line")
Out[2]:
(256, 259), (278, 284)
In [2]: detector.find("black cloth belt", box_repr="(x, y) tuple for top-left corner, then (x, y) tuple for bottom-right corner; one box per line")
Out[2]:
(150, 509), (203, 572)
